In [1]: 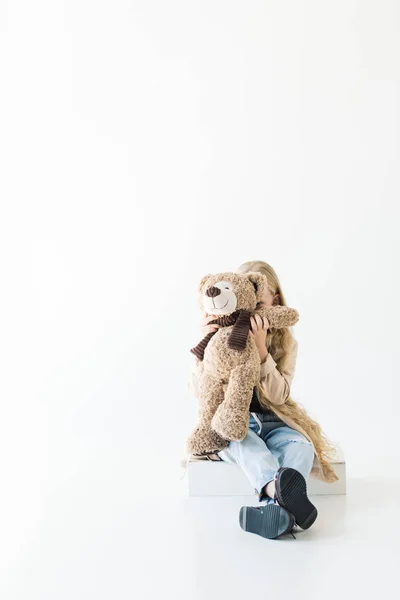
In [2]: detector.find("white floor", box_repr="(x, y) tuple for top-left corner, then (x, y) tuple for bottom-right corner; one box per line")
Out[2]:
(1, 463), (400, 600)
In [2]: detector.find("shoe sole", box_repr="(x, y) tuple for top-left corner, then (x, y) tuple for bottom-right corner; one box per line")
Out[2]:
(239, 504), (294, 539)
(275, 468), (317, 530)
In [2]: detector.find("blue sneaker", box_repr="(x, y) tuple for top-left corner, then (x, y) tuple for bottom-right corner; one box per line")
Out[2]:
(239, 503), (297, 540)
(273, 467), (317, 530)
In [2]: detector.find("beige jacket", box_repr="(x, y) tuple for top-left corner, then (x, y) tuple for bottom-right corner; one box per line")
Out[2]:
(187, 340), (338, 483)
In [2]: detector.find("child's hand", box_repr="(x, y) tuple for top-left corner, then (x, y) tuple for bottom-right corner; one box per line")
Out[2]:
(200, 312), (221, 337)
(249, 314), (269, 361)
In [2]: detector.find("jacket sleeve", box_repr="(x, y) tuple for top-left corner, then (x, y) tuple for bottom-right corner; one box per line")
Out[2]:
(258, 339), (298, 406)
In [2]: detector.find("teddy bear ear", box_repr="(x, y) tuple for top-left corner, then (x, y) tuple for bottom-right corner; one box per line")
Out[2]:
(245, 271), (269, 301)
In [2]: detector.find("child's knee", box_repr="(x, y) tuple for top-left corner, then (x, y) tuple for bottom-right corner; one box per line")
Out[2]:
(300, 441), (315, 462)
(292, 438), (314, 456)
(283, 437), (315, 463)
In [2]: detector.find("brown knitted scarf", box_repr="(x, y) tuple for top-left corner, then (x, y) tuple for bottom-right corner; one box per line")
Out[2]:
(190, 309), (253, 360)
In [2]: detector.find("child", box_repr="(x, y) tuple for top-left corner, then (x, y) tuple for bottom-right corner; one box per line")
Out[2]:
(189, 260), (338, 540)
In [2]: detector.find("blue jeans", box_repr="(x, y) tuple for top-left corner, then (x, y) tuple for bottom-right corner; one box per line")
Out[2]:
(217, 412), (315, 504)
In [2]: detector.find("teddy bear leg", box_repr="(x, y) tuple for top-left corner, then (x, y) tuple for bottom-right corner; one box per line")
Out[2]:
(211, 365), (256, 442)
(186, 426), (229, 455)
(186, 373), (229, 456)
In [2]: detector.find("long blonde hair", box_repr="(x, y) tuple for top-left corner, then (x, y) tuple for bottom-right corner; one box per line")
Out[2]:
(236, 260), (294, 373)
(236, 260), (339, 481)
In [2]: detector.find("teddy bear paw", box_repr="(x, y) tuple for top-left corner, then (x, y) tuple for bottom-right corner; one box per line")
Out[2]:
(186, 426), (229, 456)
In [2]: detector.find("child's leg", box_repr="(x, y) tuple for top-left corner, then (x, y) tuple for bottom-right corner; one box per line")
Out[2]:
(217, 427), (280, 503)
(262, 426), (315, 498)
(236, 425), (317, 537)
(260, 426), (317, 529)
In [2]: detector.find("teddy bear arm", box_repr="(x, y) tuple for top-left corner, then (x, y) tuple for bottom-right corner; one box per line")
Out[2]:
(259, 306), (299, 328)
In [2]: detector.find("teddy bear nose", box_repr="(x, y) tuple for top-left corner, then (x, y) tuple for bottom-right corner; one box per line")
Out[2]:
(205, 286), (221, 298)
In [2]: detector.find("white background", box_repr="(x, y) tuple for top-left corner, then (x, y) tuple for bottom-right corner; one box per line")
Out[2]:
(1, 1), (399, 597)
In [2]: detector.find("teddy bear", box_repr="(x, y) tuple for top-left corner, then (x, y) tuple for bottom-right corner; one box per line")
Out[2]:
(186, 271), (299, 457)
